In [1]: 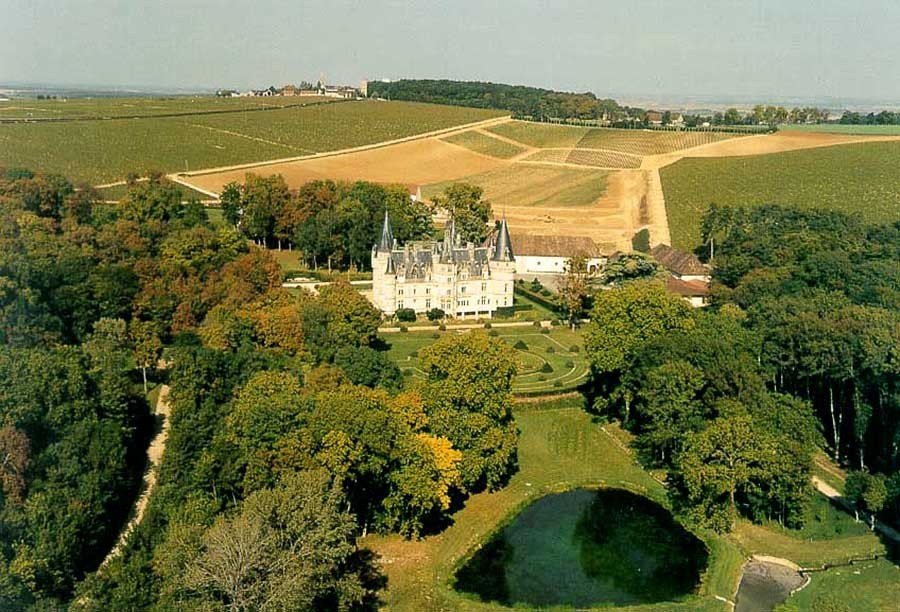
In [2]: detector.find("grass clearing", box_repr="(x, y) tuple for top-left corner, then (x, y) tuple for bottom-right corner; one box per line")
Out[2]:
(776, 557), (900, 611)
(423, 163), (608, 208)
(0, 100), (505, 184)
(363, 399), (741, 611)
(386, 326), (589, 394)
(487, 121), (589, 148)
(659, 140), (900, 249)
(441, 130), (525, 158)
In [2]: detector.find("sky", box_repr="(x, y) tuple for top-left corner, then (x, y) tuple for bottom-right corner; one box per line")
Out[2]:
(2, 0), (900, 102)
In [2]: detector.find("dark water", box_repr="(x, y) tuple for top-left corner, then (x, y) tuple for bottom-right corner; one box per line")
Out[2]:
(735, 561), (806, 612)
(454, 488), (708, 608)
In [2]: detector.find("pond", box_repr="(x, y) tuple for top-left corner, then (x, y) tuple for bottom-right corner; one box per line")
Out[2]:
(454, 488), (709, 608)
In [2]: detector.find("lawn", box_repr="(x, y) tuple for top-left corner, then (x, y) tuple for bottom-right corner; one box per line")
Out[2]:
(0, 100), (505, 184)
(441, 130), (525, 159)
(362, 399), (742, 611)
(385, 326), (590, 395)
(659, 140), (900, 249)
(776, 558), (900, 611)
(423, 163), (608, 208)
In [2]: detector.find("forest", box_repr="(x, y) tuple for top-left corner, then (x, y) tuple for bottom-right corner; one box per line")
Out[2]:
(366, 79), (629, 121)
(0, 169), (518, 609)
(586, 205), (900, 532)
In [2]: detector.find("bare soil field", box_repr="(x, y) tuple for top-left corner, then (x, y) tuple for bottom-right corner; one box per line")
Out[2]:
(183, 137), (506, 194)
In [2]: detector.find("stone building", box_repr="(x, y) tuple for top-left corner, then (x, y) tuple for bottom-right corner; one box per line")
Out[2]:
(371, 212), (516, 318)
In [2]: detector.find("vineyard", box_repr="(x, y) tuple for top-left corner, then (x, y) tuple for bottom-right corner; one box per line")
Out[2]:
(422, 163), (608, 209)
(0, 100), (505, 184)
(441, 129), (525, 158)
(660, 140), (900, 248)
(565, 148), (642, 168)
(487, 121), (589, 148)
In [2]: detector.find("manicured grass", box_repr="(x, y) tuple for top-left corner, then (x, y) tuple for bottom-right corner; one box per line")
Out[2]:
(363, 400), (740, 611)
(0, 100), (505, 184)
(441, 130), (525, 158)
(487, 121), (589, 148)
(659, 141), (900, 249)
(780, 123), (900, 135)
(776, 558), (900, 611)
(386, 327), (590, 394)
(423, 163), (608, 208)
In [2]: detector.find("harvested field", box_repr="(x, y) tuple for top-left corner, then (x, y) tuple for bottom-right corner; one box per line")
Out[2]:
(183, 137), (505, 194)
(422, 163), (608, 209)
(565, 148), (641, 168)
(660, 140), (900, 248)
(487, 121), (589, 148)
(440, 130), (525, 158)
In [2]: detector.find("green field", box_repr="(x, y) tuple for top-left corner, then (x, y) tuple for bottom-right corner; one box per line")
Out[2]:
(777, 558), (900, 611)
(780, 123), (900, 135)
(0, 100), (505, 184)
(659, 141), (900, 248)
(423, 163), (608, 208)
(364, 400), (744, 611)
(0, 95), (330, 120)
(386, 327), (590, 394)
(487, 121), (589, 148)
(441, 130), (525, 158)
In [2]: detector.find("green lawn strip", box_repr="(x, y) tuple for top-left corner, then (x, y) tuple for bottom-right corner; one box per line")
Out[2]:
(659, 140), (900, 249)
(776, 558), (900, 611)
(441, 130), (525, 158)
(364, 401), (738, 611)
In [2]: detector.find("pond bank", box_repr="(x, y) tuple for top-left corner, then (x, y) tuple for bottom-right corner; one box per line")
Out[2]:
(735, 556), (807, 612)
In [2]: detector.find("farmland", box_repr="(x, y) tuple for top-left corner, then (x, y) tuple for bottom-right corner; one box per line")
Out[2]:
(440, 130), (525, 158)
(0, 95), (333, 120)
(0, 99), (506, 184)
(385, 327), (590, 395)
(422, 163), (608, 209)
(659, 140), (900, 248)
(779, 123), (900, 135)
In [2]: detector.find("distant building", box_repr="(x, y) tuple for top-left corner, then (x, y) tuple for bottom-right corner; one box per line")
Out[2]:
(359, 80), (369, 97)
(281, 84), (297, 96)
(509, 234), (605, 276)
(646, 110), (664, 125)
(371, 212), (516, 318)
(665, 277), (710, 308)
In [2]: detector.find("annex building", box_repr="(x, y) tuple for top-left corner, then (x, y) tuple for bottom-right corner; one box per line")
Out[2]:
(371, 212), (515, 318)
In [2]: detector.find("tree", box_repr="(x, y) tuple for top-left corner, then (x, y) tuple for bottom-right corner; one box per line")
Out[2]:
(156, 471), (374, 611)
(631, 228), (651, 253)
(602, 253), (660, 285)
(419, 332), (518, 491)
(556, 253), (593, 329)
(220, 182), (243, 227)
(431, 183), (492, 243)
(130, 320), (162, 393)
(0, 426), (30, 505)
(845, 471), (887, 529)
(723, 108), (741, 125)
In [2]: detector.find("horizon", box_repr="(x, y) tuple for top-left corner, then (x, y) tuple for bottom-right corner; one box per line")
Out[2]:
(2, 1), (900, 104)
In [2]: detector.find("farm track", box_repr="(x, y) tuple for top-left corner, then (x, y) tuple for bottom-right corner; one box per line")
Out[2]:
(181, 121), (310, 153)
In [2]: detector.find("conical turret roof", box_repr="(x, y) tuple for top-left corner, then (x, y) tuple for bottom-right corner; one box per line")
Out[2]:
(491, 218), (514, 262)
(377, 209), (394, 252)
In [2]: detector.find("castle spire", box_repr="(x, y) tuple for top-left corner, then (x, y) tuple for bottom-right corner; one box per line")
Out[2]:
(491, 217), (514, 262)
(440, 216), (455, 262)
(377, 209), (394, 252)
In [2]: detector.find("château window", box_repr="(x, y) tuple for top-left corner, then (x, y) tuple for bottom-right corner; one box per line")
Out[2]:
(460, 286), (466, 294)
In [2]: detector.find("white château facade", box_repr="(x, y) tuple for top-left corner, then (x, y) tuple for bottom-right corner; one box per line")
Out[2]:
(371, 212), (516, 318)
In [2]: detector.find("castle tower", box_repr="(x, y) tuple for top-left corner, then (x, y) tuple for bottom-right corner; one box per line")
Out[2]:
(372, 210), (397, 315)
(488, 217), (516, 313)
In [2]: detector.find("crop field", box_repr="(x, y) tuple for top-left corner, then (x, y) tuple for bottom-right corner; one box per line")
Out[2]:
(565, 148), (642, 168)
(780, 123), (900, 135)
(660, 140), (900, 248)
(385, 327), (590, 394)
(0, 95), (333, 120)
(440, 130), (525, 158)
(576, 128), (743, 156)
(486, 121), (589, 148)
(422, 163), (608, 209)
(0, 100), (505, 184)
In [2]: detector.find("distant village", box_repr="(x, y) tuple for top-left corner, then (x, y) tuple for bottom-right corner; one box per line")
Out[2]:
(215, 79), (368, 99)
